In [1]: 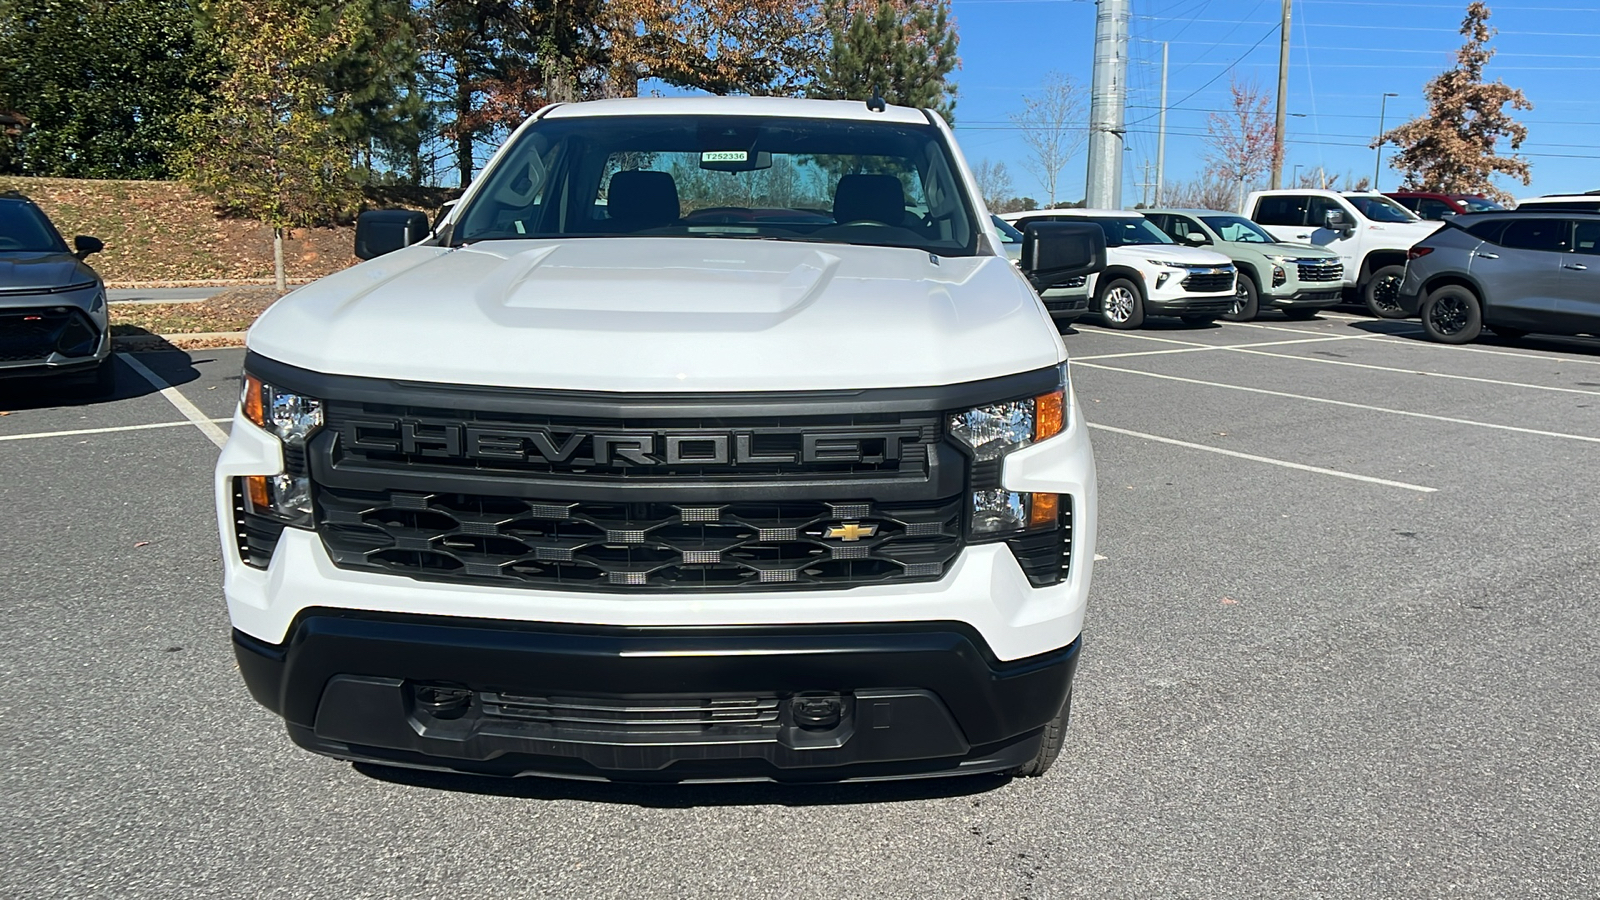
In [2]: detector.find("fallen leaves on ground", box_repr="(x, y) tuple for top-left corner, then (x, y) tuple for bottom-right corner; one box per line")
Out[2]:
(111, 287), (283, 335)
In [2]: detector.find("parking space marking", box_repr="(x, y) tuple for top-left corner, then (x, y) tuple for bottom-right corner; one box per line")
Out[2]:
(1074, 334), (1373, 361)
(0, 419), (232, 443)
(1226, 320), (1600, 366)
(117, 352), (230, 449)
(1076, 362), (1600, 445)
(1087, 423), (1437, 493)
(1226, 346), (1600, 397)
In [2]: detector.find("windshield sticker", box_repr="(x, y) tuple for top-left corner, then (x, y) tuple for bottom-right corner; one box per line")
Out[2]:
(701, 150), (749, 163)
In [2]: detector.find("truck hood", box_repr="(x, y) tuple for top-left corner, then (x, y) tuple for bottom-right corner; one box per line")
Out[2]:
(1132, 245), (1235, 267)
(1268, 243), (1340, 258)
(247, 238), (1062, 392)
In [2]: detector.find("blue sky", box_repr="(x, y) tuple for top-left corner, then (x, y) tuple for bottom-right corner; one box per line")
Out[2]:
(946, 0), (1598, 205)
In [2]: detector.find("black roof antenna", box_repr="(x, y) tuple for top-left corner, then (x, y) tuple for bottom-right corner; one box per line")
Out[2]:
(866, 87), (887, 113)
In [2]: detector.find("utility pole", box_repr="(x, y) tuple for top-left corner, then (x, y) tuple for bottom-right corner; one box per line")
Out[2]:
(1270, 0), (1292, 189)
(1156, 41), (1168, 207)
(1138, 160), (1155, 208)
(1374, 92), (1400, 190)
(1085, 0), (1129, 209)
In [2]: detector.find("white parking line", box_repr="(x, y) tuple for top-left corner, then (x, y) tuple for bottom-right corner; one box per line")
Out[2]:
(0, 419), (232, 443)
(1226, 320), (1600, 367)
(117, 352), (230, 449)
(1087, 423), (1437, 493)
(1075, 327), (1600, 396)
(1075, 362), (1600, 445)
(1073, 334), (1373, 361)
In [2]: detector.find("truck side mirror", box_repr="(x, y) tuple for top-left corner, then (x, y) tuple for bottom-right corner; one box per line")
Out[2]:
(355, 209), (430, 260)
(1021, 221), (1107, 291)
(1185, 231), (1208, 245)
(1323, 209), (1351, 233)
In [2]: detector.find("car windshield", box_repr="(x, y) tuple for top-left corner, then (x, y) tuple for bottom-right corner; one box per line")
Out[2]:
(1460, 197), (1504, 213)
(1199, 215), (1278, 244)
(453, 114), (980, 256)
(0, 201), (69, 253)
(1088, 217), (1172, 246)
(991, 214), (1024, 243)
(1345, 195), (1418, 223)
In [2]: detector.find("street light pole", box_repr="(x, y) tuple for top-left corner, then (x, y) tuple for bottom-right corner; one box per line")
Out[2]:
(1374, 92), (1399, 190)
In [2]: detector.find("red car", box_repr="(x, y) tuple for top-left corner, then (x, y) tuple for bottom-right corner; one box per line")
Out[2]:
(1386, 191), (1505, 221)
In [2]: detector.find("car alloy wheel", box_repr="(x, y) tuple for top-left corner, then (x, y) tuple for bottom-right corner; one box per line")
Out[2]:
(1104, 286), (1136, 324)
(1229, 283), (1248, 316)
(1428, 294), (1471, 336)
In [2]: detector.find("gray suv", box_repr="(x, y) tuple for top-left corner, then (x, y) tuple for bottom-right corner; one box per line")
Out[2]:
(1398, 212), (1600, 343)
(0, 191), (111, 390)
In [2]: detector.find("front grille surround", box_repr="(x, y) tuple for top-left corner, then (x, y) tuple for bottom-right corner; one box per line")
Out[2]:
(0, 306), (99, 363)
(1180, 266), (1237, 293)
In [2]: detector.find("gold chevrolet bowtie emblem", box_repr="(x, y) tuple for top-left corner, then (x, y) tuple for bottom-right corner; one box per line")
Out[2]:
(826, 522), (877, 542)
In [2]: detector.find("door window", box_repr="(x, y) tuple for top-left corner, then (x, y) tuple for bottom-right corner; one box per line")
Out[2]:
(1466, 219), (1510, 244)
(1571, 221), (1600, 256)
(1253, 195), (1308, 227)
(1306, 196), (1344, 228)
(1500, 219), (1569, 253)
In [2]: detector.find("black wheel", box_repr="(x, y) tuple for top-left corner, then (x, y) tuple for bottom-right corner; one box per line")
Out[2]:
(1420, 285), (1482, 344)
(1011, 693), (1071, 778)
(1493, 325), (1528, 341)
(1282, 308), (1320, 320)
(1362, 265), (1408, 319)
(1181, 315), (1217, 327)
(1223, 273), (1260, 322)
(1097, 278), (1145, 330)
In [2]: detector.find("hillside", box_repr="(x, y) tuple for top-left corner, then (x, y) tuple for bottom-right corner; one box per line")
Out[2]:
(0, 177), (454, 285)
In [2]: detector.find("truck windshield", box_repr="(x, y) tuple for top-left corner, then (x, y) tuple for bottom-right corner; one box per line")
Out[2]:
(1199, 215), (1278, 244)
(1345, 195), (1418, 223)
(453, 114), (980, 256)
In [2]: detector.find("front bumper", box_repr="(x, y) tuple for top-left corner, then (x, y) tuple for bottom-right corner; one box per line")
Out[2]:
(1264, 286), (1343, 309)
(1145, 292), (1235, 317)
(235, 612), (1080, 782)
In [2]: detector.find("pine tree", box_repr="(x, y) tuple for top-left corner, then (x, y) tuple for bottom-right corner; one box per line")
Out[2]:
(808, 0), (959, 122)
(1377, 2), (1531, 202)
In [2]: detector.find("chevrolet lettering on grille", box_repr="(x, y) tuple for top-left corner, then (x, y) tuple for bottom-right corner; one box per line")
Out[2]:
(342, 419), (925, 468)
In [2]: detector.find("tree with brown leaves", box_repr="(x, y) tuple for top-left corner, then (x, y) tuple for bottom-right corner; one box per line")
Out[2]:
(1203, 75), (1275, 213)
(1376, 3), (1531, 202)
(615, 0), (827, 98)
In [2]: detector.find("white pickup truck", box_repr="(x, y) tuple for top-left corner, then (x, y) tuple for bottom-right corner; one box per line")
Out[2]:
(1245, 189), (1442, 317)
(215, 96), (1106, 784)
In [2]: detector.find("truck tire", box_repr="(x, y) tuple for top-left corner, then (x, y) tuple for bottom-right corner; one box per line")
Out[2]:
(1420, 285), (1482, 344)
(1362, 265), (1408, 319)
(1223, 273), (1259, 322)
(1011, 692), (1071, 777)
(1098, 278), (1145, 330)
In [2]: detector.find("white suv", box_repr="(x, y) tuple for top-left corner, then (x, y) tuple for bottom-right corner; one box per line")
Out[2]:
(1246, 189), (1442, 318)
(215, 97), (1104, 784)
(1002, 209), (1237, 329)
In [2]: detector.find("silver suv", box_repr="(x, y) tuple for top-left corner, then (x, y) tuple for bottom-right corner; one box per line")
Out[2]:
(1398, 212), (1600, 343)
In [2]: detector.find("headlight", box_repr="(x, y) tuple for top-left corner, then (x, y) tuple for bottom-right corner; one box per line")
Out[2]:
(950, 365), (1067, 538)
(238, 373), (323, 526)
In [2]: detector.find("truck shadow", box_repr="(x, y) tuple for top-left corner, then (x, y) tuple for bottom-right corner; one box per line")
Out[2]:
(352, 762), (1011, 808)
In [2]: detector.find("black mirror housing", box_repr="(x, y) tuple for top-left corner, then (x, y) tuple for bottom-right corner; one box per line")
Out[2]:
(355, 209), (430, 260)
(1020, 221), (1108, 291)
(73, 234), (104, 258)
(1323, 209), (1349, 231)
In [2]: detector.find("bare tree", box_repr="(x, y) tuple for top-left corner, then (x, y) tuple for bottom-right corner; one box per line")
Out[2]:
(1204, 74), (1275, 212)
(1010, 71), (1085, 208)
(971, 158), (1014, 212)
(1163, 176), (1237, 213)
(1377, 2), (1531, 202)
(1293, 170), (1370, 191)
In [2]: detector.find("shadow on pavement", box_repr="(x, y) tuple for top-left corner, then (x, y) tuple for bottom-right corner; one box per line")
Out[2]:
(1344, 318), (1600, 356)
(1, 351), (203, 412)
(353, 762), (1011, 808)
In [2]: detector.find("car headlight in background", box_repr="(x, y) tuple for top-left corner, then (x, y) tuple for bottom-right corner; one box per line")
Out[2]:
(1146, 260), (1180, 289)
(238, 373), (323, 527)
(950, 365), (1067, 538)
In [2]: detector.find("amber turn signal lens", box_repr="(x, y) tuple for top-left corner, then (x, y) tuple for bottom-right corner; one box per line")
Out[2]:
(1034, 389), (1064, 442)
(1029, 491), (1059, 528)
(244, 475), (271, 511)
(242, 373), (265, 428)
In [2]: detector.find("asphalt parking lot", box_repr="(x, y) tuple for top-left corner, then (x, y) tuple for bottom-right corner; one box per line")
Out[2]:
(3, 310), (1598, 899)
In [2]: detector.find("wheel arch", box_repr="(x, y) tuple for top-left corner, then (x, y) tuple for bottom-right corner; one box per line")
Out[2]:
(1359, 249), (1409, 283)
(1420, 272), (1484, 302)
(1094, 266), (1146, 306)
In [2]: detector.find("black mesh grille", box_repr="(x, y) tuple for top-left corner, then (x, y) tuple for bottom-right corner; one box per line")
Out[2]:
(1004, 496), (1073, 587)
(481, 693), (782, 739)
(1181, 269), (1236, 293)
(316, 487), (963, 592)
(0, 306), (98, 363)
(322, 401), (939, 483)
(1297, 261), (1343, 283)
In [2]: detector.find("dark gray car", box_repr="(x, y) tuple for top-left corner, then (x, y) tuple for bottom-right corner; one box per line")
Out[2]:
(0, 191), (111, 390)
(1398, 211), (1600, 343)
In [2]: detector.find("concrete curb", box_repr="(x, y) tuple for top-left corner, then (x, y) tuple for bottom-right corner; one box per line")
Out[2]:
(104, 279), (315, 289)
(113, 331), (248, 352)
